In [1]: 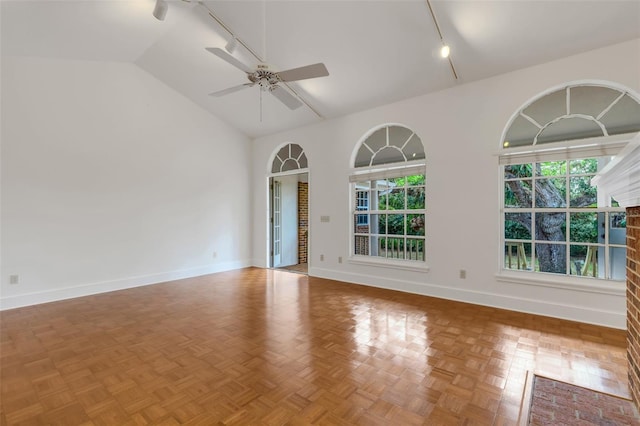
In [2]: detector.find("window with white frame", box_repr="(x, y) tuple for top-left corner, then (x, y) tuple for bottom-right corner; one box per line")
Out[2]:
(500, 83), (640, 281)
(351, 125), (426, 263)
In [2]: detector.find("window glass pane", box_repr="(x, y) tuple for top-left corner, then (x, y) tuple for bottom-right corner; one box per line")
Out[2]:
(354, 236), (369, 256)
(569, 177), (596, 207)
(271, 157), (282, 173)
(406, 238), (425, 261)
(366, 128), (387, 152)
(277, 145), (289, 161)
(569, 158), (597, 174)
(570, 245), (598, 277)
(535, 243), (567, 274)
(535, 179), (566, 207)
(609, 213), (626, 245)
(612, 198), (620, 207)
(570, 86), (623, 117)
(281, 158), (298, 172)
(535, 213), (566, 241)
(504, 180), (532, 208)
(505, 164), (533, 178)
(503, 115), (540, 148)
(371, 214), (386, 234)
(407, 174), (426, 185)
(523, 89), (566, 127)
(407, 187), (425, 209)
(354, 146), (372, 168)
(537, 161), (566, 177)
(537, 117), (604, 145)
(377, 187), (388, 210)
(388, 126), (414, 148)
(387, 214), (405, 235)
(611, 212), (626, 230)
(299, 153), (308, 169)
(383, 237), (405, 259)
(570, 212), (597, 243)
(388, 188), (405, 210)
(354, 215), (369, 231)
(600, 94), (640, 136)
(407, 214), (425, 236)
(372, 147), (405, 166)
(376, 237), (387, 258)
(504, 242), (531, 270)
(610, 246), (626, 281)
(403, 135), (426, 161)
(505, 213), (531, 240)
(290, 144), (302, 159)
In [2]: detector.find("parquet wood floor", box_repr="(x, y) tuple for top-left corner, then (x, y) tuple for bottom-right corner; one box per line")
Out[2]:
(0, 268), (630, 425)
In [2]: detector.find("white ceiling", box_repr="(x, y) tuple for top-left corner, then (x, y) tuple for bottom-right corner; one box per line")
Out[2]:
(2, 0), (639, 138)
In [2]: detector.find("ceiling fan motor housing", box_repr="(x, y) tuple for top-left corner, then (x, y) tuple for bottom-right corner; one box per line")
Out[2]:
(249, 65), (280, 90)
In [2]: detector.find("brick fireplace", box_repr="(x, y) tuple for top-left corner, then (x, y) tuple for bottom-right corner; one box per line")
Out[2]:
(592, 135), (640, 407)
(628, 207), (640, 405)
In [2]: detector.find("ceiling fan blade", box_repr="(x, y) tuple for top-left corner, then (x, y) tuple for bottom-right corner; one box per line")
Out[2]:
(277, 63), (329, 82)
(270, 86), (303, 110)
(205, 47), (253, 74)
(209, 83), (253, 97)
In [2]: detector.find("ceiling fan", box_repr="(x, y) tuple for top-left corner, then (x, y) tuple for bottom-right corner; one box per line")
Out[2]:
(206, 47), (329, 110)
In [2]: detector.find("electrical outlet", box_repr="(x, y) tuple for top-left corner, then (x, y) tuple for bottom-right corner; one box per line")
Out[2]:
(320, 254), (324, 261)
(9, 275), (19, 285)
(459, 269), (466, 279)
(338, 256), (342, 264)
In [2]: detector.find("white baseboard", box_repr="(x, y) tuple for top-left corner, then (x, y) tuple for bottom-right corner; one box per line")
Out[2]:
(309, 266), (626, 330)
(0, 260), (251, 311)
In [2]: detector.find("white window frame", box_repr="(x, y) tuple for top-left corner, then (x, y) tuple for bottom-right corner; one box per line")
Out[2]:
(497, 134), (635, 294)
(349, 161), (428, 272)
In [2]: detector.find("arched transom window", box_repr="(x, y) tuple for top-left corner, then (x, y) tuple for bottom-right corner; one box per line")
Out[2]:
(271, 143), (307, 173)
(355, 125), (425, 167)
(503, 84), (640, 148)
(350, 125), (427, 267)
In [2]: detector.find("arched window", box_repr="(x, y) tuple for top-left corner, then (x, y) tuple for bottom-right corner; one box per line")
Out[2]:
(500, 83), (640, 281)
(350, 125), (426, 266)
(503, 84), (640, 149)
(271, 143), (307, 173)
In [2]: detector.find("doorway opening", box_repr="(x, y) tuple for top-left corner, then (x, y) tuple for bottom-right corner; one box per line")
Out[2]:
(270, 172), (308, 274)
(268, 143), (310, 275)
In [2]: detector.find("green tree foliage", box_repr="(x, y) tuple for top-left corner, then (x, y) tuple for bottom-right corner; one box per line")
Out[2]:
(376, 175), (426, 253)
(504, 159), (598, 273)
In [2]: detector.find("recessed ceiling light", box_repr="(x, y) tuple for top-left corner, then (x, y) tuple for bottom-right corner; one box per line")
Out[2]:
(440, 45), (450, 58)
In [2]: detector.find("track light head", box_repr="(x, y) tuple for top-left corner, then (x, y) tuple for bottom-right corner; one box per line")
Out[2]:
(225, 37), (238, 54)
(440, 45), (450, 58)
(153, 0), (168, 21)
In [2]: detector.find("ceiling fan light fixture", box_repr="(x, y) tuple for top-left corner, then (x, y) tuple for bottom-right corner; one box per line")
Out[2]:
(440, 44), (450, 58)
(152, 0), (168, 21)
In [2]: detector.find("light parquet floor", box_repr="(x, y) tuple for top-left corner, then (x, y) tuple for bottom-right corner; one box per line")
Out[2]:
(0, 267), (630, 425)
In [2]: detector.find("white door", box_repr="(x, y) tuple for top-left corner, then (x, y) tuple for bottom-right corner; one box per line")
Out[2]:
(272, 180), (282, 267)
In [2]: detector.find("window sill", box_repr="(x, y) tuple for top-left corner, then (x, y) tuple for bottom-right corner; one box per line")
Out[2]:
(348, 255), (430, 273)
(495, 270), (625, 296)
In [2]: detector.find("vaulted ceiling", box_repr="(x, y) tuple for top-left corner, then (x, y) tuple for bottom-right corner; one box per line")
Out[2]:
(2, 1), (639, 138)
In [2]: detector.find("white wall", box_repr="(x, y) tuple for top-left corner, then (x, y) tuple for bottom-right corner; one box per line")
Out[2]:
(1, 57), (252, 309)
(251, 39), (640, 329)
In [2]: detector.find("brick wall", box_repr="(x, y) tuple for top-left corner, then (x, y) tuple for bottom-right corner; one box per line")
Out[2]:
(298, 182), (308, 264)
(627, 206), (640, 406)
